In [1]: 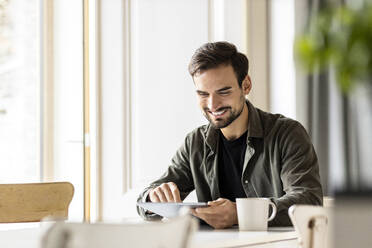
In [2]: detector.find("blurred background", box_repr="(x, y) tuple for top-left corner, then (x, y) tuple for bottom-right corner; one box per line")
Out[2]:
(0, 0), (371, 223)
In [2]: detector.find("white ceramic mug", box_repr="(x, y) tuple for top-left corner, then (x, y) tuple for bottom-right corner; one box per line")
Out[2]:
(236, 198), (277, 231)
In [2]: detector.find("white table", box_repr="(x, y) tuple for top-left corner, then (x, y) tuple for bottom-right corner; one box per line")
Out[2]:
(0, 223), (298, 248)
(192, 226), (297, 248)
(0, 223), (44, 248)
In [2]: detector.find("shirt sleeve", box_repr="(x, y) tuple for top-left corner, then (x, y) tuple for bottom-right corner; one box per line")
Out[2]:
(270, 121), (323, 226)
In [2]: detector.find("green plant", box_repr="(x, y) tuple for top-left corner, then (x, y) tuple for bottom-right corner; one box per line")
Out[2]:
(294, 2), (372, 93)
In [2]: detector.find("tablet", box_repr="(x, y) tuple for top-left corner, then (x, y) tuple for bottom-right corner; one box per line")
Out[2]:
(137, 202), (208, 218)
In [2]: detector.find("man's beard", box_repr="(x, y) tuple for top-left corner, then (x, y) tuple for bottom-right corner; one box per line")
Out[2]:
(203, 99), (245, 129)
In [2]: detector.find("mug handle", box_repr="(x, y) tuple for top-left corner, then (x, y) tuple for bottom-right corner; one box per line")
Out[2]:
(268, 201), (277, 221)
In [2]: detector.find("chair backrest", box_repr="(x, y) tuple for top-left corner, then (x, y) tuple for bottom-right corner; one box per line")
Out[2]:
(0, 182), (74, 223)
(42, 214), (197, 248)
(288, 205), (330, 248)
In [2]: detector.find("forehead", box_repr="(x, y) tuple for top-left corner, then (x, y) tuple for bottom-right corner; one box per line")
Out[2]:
(193, 65), (239, 91)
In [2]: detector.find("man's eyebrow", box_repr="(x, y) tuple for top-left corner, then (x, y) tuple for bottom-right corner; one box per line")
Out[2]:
(216, 86), (232, 92)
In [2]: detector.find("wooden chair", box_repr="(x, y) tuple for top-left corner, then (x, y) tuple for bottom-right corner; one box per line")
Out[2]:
(288, 205), (330, 248)
(0, 182), (74, 223)
(42, 214), (197, 248)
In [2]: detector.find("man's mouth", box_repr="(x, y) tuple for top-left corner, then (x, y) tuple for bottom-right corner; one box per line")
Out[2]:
(211, 110), (226, 117)
(208, 108), (229, 117)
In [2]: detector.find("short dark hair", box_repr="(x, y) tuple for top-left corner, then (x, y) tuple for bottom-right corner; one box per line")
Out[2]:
(188, 41), (249, 87)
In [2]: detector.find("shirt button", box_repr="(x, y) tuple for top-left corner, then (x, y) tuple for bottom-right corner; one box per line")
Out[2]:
(244, 180), (248, 184)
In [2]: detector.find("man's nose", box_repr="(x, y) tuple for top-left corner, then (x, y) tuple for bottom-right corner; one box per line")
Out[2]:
(207, 95), (220, 111)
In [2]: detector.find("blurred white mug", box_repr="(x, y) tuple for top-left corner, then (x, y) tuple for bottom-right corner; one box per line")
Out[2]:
(236, 198), (277, 231)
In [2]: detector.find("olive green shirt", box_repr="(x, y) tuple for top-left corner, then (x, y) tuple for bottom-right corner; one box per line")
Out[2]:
(137, 100), (323, 226)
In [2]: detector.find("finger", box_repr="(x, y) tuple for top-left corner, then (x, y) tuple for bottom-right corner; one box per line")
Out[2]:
(154, 187), (167, 202)
(149, 190), (160, 202)
(195, 206), (217, 215)
(191, 209), (223, 228)
(193, 211), (217, 227)
(208, 198), (226, 206)
(191, 209), (205, 220)
(168, 182), (181, 202)
(160, 183), (174, 202)
(193, 210), (225, 229)
(215, 198), (227, 203)
(190, 209), (198, 217)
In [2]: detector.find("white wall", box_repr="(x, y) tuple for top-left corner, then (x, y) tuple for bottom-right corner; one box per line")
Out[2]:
(130, 0), (208, 188)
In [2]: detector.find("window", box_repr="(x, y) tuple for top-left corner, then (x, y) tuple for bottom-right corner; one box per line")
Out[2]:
(0, 0), (85, 221)
(270, 0), (296, 119)
(0, 0), (40, 183)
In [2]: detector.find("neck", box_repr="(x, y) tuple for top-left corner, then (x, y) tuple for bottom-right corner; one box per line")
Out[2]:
(220, 102), (249, 140)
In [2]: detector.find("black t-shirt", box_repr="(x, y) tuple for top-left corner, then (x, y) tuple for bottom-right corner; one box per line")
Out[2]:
(218, 130), (248, 202)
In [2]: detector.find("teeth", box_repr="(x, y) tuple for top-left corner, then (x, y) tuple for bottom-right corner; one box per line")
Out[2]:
(212, 110), (225, 116)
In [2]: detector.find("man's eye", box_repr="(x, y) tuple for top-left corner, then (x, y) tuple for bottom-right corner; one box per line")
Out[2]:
(220, 91), (230, 95)
(198, 93), (208, 97)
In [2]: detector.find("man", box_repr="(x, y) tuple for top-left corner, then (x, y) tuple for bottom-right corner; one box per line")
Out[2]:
(137, 41), (323, 228)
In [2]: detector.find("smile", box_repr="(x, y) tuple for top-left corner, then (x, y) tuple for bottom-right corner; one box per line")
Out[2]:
(210, 109), (227, 117)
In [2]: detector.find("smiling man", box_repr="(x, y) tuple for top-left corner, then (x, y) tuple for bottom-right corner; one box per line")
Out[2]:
(137, 42), (323, 228)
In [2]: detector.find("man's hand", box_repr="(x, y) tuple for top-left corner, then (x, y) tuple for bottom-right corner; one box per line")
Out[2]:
(191, 198), (238, 229)
(148, 182), (181, 202)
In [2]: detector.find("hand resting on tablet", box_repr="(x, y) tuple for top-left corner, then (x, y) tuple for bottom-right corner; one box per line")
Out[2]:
(149, 182), (182, 203)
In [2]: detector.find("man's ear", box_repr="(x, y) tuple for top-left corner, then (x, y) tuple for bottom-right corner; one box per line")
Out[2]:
(241, 75), (252, 95)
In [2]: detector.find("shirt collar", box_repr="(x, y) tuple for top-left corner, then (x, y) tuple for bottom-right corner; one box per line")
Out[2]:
(246, 99), (264, 139)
